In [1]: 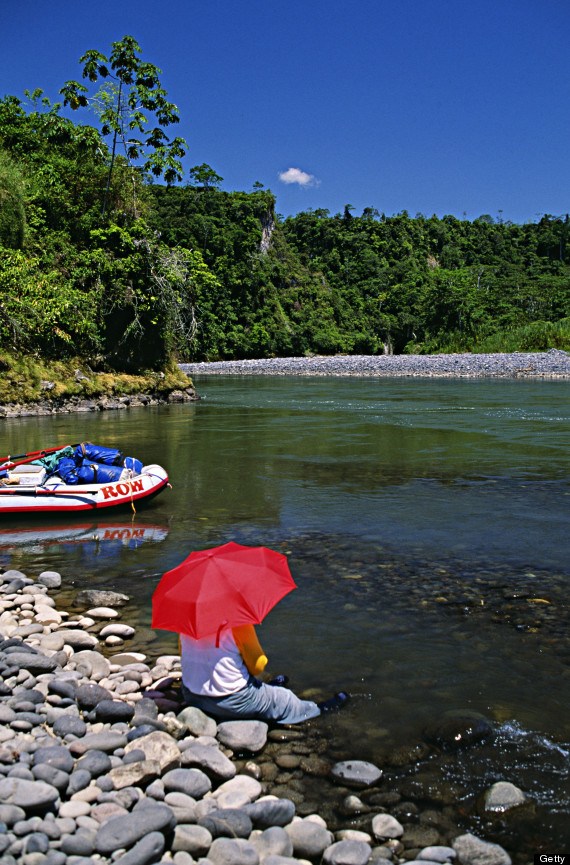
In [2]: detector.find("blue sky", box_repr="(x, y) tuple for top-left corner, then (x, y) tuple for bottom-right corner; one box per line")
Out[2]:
(2, 0), (568, 223)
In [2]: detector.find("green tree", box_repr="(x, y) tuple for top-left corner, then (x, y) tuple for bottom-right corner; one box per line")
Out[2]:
(0, 150), (26, 248)
(188, 163), (223, 190)
(60, 35), (187, 216)
(0, 248), (100, 355)
(0, 94), (110, 246)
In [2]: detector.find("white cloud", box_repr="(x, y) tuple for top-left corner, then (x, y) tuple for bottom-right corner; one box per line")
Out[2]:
(278, 167), (319, 187)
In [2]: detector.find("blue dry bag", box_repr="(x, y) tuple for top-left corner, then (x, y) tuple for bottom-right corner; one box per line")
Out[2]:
(76, 461), (124, 484)
(123, 456), (143, 475)
(75, 443), (123, 466)
(56, 457), (80, 485)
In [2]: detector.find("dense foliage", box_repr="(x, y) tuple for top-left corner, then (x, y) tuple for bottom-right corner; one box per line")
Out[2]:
(280, 208), (570, 355)
(0, 36), (569, 371)
(0, 53), (200, 371)
(149, 190), (570, 358)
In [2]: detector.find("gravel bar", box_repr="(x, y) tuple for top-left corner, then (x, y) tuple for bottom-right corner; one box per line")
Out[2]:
(180, 349), (570, 379)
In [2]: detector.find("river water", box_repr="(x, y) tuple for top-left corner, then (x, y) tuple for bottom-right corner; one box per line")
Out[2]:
(1, 375), (569, 848)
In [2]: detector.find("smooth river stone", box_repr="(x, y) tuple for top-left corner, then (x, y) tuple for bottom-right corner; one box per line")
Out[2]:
(94, 803), (176, 854)
(85, 607), (119, 618)
(0, 777), (60, 810)
(331, 759), (382, 788)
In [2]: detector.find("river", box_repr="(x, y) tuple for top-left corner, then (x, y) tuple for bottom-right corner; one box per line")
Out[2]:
(1, 374), (569, 849)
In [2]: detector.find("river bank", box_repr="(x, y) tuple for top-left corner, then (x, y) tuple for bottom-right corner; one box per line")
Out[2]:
(0, 566), (524, 865)
(2, 352), (568, 419)
(0, 387), (198, 420)
(0, 354), (198, 420)
(180, 350), (570, 379)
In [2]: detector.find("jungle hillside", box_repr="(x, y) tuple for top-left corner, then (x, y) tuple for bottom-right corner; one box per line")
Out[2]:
(1, 36), (569, 403)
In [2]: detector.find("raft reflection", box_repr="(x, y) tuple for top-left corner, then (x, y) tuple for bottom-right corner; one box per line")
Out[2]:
(0, 519), (169, 559)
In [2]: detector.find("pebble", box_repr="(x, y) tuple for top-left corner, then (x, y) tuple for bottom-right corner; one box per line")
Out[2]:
(331, 759), (382, 788)
(99, 624), (135, 638)
(180, 740), (236, 780)
(418, 846), (457, 862)
(217, 720), (268, 753)
(250, 825), (292, 857)
(172, 823), (212, 855)
(84, 608), (119, 619)
(162, 767), (212, 798)
(199, 806), (253, 838)
(244, 797), (296, 829)
(323, 838), (372, 865)
(178, 705), (217, 737)
(285, 817), (334, 858)
(0, 567), (517, 865)
(372, 814), (405, 840)
(37, 572), (62, 589)
(452, 833), (512, 865)
(0, 777), (59, 809)
(112, 830), (165, 865)
(94, 803), (176, 854)
(56, 630), (99, 651)
(483, 781), (527, 812)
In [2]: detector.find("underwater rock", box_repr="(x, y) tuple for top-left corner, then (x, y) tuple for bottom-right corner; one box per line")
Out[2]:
(423, 714), (493, 751)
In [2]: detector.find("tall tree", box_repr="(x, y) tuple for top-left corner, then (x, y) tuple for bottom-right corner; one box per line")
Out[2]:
(188, 163), (223, 189)
(60, 35), (187, 216)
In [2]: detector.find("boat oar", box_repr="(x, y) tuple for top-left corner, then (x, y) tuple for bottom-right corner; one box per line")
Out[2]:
(0, 487), (99, 496)
(0, 443), (81, 470)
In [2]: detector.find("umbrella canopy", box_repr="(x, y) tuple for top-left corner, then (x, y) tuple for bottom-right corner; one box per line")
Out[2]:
(151, 541), (297, 639)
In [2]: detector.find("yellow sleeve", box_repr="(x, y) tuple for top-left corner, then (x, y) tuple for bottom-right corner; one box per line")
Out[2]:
(232, 624), (268, 676)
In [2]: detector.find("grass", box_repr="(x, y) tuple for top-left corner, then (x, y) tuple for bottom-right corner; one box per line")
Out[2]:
(0, 353), (194, 405)
(408, 318), (570, 355)
(474, 318), (570, 353)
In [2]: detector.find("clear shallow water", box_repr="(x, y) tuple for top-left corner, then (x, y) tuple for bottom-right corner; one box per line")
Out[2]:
(1, 376), (569, 844)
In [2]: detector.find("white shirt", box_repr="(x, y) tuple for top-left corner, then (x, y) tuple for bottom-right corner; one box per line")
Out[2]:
(180, 630), (250, 696)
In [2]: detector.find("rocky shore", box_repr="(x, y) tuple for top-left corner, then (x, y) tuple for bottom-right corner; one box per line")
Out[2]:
(0, 567), (522, 865)
(180, 349), (570, 379)
(0, 388), (198, 421)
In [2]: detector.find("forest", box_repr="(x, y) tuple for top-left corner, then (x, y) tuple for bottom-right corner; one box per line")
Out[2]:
(1, 36), (569, 381)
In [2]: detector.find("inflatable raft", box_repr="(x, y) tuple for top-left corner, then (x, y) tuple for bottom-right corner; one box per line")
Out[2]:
(0, 443), (169, 516)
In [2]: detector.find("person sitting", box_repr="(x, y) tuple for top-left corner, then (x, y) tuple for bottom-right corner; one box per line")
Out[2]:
(179, 623), (348, 725)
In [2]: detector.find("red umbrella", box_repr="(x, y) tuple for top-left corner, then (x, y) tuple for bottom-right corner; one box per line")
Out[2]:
(151, 541), (297, 639)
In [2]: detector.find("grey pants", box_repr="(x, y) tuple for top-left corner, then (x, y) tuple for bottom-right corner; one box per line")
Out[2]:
(181, 676), (321, 725)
